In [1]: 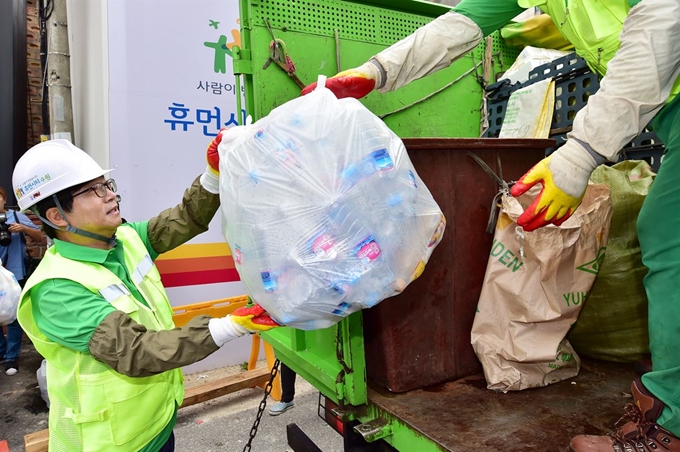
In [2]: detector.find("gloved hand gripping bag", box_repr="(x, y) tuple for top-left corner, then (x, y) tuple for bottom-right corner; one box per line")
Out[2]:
(217, 87), (445, 330)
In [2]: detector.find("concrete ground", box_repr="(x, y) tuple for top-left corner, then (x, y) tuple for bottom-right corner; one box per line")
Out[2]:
(1, 338), (49, 452)
(1, 338), (343, 452)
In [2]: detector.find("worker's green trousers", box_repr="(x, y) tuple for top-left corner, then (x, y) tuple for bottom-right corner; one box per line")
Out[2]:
(638, 93), (680, 435)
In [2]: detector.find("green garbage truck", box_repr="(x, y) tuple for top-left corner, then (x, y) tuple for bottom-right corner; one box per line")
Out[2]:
(235, 0), (641, 450)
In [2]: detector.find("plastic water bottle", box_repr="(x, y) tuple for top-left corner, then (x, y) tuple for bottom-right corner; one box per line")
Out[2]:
(338, 147), (395, 193)
(325, 201), (394, 300)
(37, 359), (50, 408)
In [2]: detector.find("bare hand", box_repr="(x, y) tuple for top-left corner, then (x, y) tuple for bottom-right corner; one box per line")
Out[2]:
(8, 224), (23, 234)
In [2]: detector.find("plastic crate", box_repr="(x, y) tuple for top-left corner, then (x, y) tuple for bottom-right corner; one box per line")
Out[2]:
(483, 52), (666, 171)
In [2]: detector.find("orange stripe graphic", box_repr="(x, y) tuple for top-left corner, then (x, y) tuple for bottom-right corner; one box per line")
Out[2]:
(155, 243), (240, 287)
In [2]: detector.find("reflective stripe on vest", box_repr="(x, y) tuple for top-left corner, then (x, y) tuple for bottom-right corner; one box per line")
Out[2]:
(99, 283), (131, 303)
(132, 253), (154, 285)
(17, 226), (184, 452)
(518, 0), (680, 103)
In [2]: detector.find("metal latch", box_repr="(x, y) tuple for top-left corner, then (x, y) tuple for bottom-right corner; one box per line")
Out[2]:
(353, 418), (392, 442)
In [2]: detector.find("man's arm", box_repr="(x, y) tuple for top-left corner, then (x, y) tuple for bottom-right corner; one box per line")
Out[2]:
(16, 211), (43, 242)
(509, 0), (680, 231)
(33, 279), (275, 378)
(371, 11), (484, 93)
(146, 176), (220, 254)
(89, 305), (278, 377)
(146, 130), (227, 254)
(90, 311), (220, 377)
(569, 0), (680, 160)
(301, 0), (523, 98)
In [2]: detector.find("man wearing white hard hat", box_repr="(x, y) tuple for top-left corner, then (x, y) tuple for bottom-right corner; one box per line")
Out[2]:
(12, 136), (279, 452)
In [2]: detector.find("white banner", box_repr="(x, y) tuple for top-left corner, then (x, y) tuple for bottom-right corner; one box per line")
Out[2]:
(107, 0), (250, 370)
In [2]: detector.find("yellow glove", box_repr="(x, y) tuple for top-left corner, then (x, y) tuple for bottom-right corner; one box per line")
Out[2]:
(230, 304), (279, 332)
(510, 140), (600, 231)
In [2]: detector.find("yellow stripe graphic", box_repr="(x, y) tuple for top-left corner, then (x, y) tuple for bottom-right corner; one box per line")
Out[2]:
(156, 242), (232, 260)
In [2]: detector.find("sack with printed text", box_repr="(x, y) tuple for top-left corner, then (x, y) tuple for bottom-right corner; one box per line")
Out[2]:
(217, 78), (445, 330)
(471, 183), (612, 392)
(0, 260), (22, 325)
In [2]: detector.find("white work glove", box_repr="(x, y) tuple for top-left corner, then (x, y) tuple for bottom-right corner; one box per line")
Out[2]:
(208, 315), (250, 347)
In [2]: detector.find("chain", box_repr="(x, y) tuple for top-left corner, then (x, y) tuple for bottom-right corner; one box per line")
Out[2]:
(242, 358), (280, 452)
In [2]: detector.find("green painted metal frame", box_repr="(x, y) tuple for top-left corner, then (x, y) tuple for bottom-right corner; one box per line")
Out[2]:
(234, 0), (519, 138)
(262, 312), (367, 406)
(358, 403), (449, 452)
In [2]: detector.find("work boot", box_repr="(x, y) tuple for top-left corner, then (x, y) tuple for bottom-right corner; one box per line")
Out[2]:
(570, 379), (680, 451)
(634, 358), (653, 376)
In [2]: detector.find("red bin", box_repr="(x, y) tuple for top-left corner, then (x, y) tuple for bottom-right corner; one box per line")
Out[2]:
(363, 138), (554, 393)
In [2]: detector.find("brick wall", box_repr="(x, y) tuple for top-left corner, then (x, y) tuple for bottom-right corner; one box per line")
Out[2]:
(26, 0), (44, 148)
(25, 0), (47, 258)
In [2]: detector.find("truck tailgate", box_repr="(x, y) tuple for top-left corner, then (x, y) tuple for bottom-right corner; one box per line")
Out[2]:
(367, 359), (638, 452)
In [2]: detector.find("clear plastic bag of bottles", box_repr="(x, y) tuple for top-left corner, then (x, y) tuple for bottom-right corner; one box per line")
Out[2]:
(0, 261), (21, 326)
(218, 80), (445, 330)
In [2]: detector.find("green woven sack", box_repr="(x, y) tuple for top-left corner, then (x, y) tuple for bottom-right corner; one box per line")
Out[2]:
(567, 160), (655, 362)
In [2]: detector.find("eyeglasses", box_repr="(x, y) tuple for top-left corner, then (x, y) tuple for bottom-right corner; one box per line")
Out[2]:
(72, 179), (117, 199)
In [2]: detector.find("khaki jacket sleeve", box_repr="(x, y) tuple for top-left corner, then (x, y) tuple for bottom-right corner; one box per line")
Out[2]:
(147, 176), (221, 254)
(88, 310), (220, 377)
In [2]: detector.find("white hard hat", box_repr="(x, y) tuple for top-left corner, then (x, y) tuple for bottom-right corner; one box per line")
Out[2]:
(12, 139), (112, 211)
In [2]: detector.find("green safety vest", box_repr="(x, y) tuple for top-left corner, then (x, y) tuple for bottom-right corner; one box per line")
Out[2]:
(18, 226), (184, 452)
(518, 0), (680, 102)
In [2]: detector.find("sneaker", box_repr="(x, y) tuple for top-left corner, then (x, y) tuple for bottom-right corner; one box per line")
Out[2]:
(5, 360), (18, 376)
(268, 401), (294, 416)
(570, 379), (680, 451)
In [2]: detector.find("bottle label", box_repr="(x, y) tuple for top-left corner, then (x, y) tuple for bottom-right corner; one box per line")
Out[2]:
(311, 232), (335, 258)
(407, 169), (417, 188)
(370, 149), (394, 172)
(429, 216), (447, 247)
(338, 149), (394, 191)
(261, 271), (277, 292)
(273, 140), (300, 165)
(332, 301), (352, 316)
(355, 235), (381, 263)
(233, 244), (242, 265)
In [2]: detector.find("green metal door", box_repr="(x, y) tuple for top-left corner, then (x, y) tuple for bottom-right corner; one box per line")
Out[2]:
(234, 0), (520, 138)
(263, 313), (367, 405)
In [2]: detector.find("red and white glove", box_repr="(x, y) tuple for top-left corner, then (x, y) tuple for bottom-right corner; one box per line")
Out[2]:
(208, 304), (280, 347)
(200, 128), (228, 194)
(301, 60), (382, 99)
